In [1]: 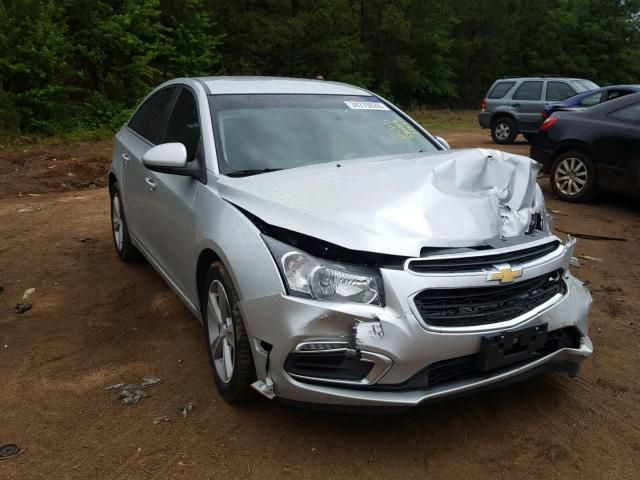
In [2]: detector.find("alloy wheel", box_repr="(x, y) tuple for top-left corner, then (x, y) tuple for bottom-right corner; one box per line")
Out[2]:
(207, 280), (236, 383)
(555, 157), (588, 196)
(494, 122), (511, 141)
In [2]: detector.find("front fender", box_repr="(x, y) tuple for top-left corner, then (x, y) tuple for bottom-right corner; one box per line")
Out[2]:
(193, 178), (285, 304)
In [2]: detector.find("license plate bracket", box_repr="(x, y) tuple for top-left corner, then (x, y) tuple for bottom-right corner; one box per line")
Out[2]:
(478, 324), (548, 372)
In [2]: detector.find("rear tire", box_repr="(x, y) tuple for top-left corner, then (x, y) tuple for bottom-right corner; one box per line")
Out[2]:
(523, 132), (536, 143)
(491, 117), (517, 144)
(202, 261), (256, 402)
(109, 184), (141, 261)
(549, 150), (596, 202)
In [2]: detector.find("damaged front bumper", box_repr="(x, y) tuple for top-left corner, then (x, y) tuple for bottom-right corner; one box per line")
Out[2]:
(240, 237), (592, 407)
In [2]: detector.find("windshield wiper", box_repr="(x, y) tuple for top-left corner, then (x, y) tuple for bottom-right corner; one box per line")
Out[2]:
(224, 168), (283, 178)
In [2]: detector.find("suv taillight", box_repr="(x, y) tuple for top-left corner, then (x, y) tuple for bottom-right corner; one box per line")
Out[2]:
(481, 99), (486, 112)
(539, 117), (558, 131)
(541, 110), (549, 119)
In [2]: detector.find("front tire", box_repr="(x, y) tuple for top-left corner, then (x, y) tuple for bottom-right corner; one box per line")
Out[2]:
(202, 261), (255, 402)
(110, 184), (141, 261)
(549, 150), (596, 202)
(491, 116), (517, 144)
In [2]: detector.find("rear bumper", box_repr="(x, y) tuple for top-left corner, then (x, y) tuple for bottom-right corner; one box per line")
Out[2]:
(478, 112), (492, 129)
(530, 133), (556, 172)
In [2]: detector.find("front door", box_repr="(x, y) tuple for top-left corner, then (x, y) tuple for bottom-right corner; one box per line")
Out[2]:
(121, 87), (177, 246)
(136, 87), (203, 300)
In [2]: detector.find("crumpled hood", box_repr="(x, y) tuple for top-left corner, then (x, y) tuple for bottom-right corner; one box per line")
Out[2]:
(217, 149), (546, 257)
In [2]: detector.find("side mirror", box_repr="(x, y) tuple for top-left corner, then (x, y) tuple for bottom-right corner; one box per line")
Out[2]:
(435, 136), (450, 150)
(142, 143), (188, 169)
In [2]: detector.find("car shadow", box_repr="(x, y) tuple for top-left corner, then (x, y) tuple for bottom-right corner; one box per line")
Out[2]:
(541, 179), (640, 217)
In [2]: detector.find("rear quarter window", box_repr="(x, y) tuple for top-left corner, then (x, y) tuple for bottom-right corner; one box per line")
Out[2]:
(488, 81), (515, 99)
(579, 92), (602, 107)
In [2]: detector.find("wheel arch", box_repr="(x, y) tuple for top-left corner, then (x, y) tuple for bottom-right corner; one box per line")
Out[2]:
(548, 141), (594, 172)
(196, 248), (222, 315)
(190, 188), (287, 331)
(490, 111), (517, 127)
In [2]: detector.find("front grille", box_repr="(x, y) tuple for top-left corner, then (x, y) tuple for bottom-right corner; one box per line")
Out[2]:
(408, 241), (561, 274)
(413, 269), (566, 327)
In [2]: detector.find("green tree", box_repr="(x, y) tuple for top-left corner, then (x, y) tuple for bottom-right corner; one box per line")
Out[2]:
(157, 0), (224, 78)
(62, 0), (165, 127)
(2, 0), (640, 134)
(0, 0), (71, 133)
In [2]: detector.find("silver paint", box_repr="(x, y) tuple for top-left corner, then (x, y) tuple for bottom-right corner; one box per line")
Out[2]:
(109, 76), (593, 407)
(218, 148), (547, 255)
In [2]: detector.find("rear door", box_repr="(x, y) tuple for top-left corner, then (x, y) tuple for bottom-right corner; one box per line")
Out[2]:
(135, 86), (203, 298)
(121, 87), (177, 242)
(511, 80), (544, 131)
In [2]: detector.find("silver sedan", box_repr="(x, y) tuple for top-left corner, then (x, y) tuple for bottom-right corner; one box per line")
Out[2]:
(109, 76), (592, 408)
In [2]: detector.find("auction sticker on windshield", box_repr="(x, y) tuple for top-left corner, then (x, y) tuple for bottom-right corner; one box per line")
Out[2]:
(344, 101), (389, 110)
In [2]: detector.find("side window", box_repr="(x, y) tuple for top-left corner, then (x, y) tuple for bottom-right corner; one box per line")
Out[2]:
(608, 102), (640, 123)
(129, 87), (176, 144)
(488, 81), (515, 99)
(513, 81), (543, 101)
(546, 81), (577, 101)
(606, 90), (631, 101)
(579, 92), (602, 107)
(164, 88), (201, 162)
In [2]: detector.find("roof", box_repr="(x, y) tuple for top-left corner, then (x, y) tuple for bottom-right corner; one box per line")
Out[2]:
(599, 84), (640, 90)
(570, 84), (640, 97)
(499, 76), (592, 81)
(195, 76), (369, 96)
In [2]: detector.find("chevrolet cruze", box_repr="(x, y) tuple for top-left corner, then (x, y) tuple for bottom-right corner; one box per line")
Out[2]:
(109, 76), (592, 408)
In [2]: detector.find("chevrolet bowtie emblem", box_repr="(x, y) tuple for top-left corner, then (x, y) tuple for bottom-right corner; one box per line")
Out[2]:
(486, 264), (523, 283)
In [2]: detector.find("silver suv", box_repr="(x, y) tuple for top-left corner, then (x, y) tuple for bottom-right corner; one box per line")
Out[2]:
(479, 76), (598, 144)
(109, 76), (592, 409)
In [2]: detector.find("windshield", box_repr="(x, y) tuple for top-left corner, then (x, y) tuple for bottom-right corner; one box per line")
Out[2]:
(208, 94), (439, 175)
(571, 80), (599, 93)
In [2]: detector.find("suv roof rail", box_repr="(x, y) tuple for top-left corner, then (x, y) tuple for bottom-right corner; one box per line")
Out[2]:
(500, 74), (569, 79)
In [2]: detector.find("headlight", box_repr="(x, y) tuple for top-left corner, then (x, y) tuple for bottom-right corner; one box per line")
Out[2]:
(263, 236), (383, 306)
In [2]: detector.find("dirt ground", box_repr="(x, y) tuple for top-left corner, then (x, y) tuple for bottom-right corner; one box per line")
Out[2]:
(1, 130), (639, 479)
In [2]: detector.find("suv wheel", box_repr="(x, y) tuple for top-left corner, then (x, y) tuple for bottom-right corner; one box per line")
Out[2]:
(491, 117), (517, 144)
(202, 261), (255, 402)
(110, 184), (141, 261)
(549, 151), (596, 202)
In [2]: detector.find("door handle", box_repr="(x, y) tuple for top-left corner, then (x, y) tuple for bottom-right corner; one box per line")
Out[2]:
(145, 177), (157, 191)
(121, 153), (130, 165)
(512, 103), (521, 107)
